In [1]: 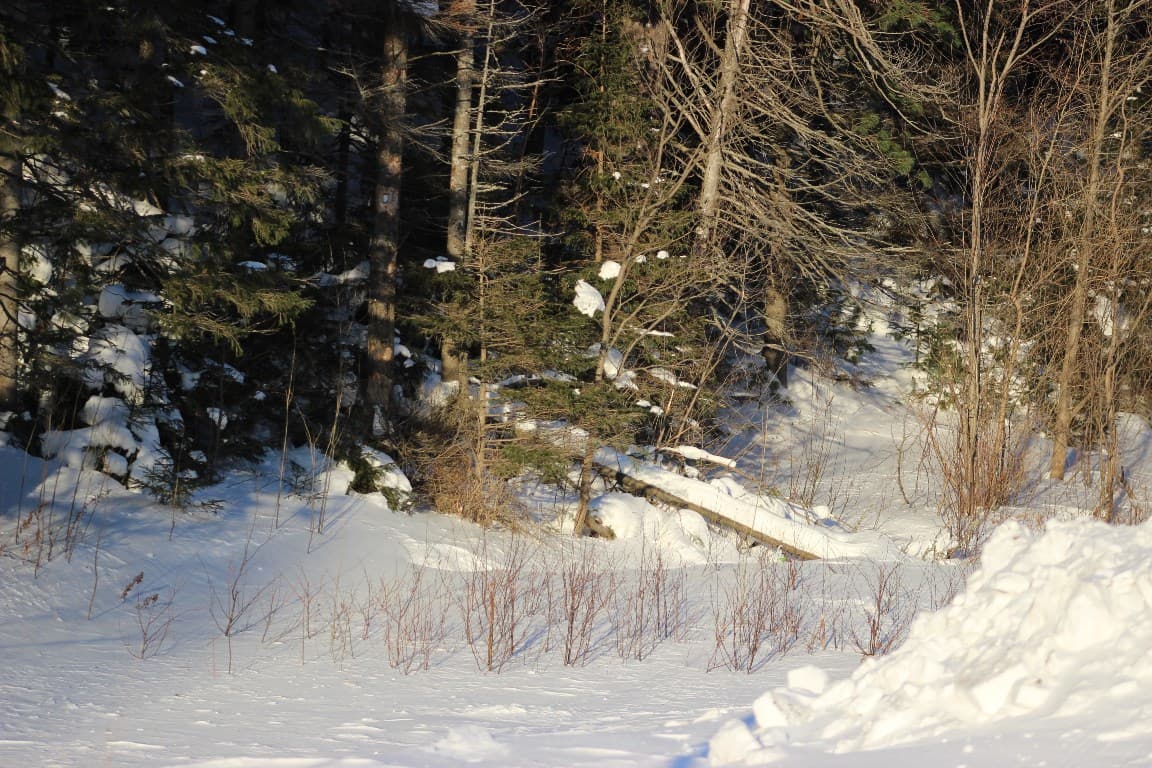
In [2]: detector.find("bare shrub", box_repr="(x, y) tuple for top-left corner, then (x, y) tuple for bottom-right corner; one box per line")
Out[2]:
(208, 530), (271, 673)
(290, 569), (324, 664)
(553, 544), (616, 666)
(260, 579), (295, 644)
(380, 565), (451, 674)
(86, 526), (104, 620)
(459, 534), (546, 672)
(126, 587), (176, 660)
(804, 565), (848, 654)
(852, 562), (916, 657)
(613, 545), (687, 662)
(787, 394), (844, 513)
(326, 577), (356, 664)
(919, 401), (1030, 555)
(118, 570), (176, 660)
(709, 552), (803, 673)
(424, 438), (525, 528)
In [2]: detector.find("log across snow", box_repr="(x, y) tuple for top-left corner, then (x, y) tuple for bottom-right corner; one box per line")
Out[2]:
(594, 447), (906, 561)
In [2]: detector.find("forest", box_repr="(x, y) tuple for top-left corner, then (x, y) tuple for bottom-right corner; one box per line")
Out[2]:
(2, 0), (1151, 549)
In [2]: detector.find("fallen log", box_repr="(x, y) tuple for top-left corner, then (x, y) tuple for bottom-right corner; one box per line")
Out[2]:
(594, 462), (818, 560)
(593, 448), (907, 562)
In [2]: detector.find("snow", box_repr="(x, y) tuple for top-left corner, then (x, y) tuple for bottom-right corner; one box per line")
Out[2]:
(314, 260), (369, 287)
(6, 290), (1152, 768)
(593, 344), (624, 379)
(1092, 293), (1129, 338)
(47, 81), (72, 101)
(598, 260), (621, 280)
(663, 445), (738, 468)
(712, 517), (1152, 764)
(80, 325), (153, 404)
(22, 243), (53, 284)
(572, 279), (605, 318)
(423, 257), (457, 273)
(98, 284), (162, 323)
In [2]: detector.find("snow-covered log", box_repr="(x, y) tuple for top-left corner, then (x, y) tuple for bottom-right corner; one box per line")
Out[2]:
(594, 448), (906, 561)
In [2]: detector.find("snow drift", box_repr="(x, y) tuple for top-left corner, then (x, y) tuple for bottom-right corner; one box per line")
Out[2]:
(711, 517), (1152, 764)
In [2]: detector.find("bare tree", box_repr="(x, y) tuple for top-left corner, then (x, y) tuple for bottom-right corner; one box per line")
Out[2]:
(1046, 0), (1152, 482)
(937, 0), (1073, 541)
(651, 0), (922, 385)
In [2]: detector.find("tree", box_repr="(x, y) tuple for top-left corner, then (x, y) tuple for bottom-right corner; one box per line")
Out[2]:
(0, 28), (23, 409)
(1045, 0), (1152, 485)
(364, 0), (411, 429)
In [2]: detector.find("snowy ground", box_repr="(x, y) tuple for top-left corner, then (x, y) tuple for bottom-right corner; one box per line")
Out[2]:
(5, 316), (1152, 766)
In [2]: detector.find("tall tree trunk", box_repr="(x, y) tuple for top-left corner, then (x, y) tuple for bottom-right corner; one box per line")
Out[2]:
(694, 0), (750, 250)
(442, 0), (476, 395)
(0, 137), (19, 409)
(365, 3), (407, 426)
(447, 4), (476, 264)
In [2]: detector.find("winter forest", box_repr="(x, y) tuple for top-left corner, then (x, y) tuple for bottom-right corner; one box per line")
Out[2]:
(4, 0), (1152, 766)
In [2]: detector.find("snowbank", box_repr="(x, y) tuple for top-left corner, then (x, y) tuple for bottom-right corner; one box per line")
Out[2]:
(711, 517), (1152, 763)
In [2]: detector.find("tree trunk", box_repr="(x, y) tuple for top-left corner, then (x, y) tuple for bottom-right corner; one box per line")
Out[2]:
(443, 1), (476, 396)
(1049, 2), (1117, 481)
(694, 0), (750, 250)
(365, 4), (407, 423)
(0, 140), (19, 409)
(447, 5), (475, 264)
(762, 285), (789, 387)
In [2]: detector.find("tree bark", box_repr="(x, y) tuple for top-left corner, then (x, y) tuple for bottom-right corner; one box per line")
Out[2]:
(762, 284), (789, 387)
(0, 139), (19, 409)
(694, 0), (750, 250)
(442, 0), (476, 396)
(447, 3), (476, 265)
(365, 3), (408, 422)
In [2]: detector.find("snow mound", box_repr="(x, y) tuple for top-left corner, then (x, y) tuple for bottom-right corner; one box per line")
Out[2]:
(588, 492), (713, 564)
(432, 724), (508, 762)
(712, 518), (1152, 763)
